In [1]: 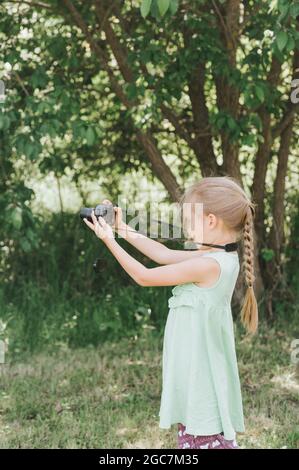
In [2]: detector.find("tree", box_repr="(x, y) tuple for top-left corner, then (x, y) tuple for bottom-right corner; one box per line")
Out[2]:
(1, 0), (298, 316)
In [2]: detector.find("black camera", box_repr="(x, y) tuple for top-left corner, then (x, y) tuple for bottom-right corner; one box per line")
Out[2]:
(79, 203), (117, 226)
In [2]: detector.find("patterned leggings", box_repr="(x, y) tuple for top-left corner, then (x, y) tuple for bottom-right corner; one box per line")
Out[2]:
(177, 423), (239, 449)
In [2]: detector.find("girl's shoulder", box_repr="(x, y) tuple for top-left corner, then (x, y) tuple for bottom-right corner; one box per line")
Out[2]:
(199, 251), (240, 286)
(170, 251), (240, 298)
(199, 250), (240, 272)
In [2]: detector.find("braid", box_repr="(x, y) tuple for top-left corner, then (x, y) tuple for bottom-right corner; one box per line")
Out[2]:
(243, 206), (255, 288)
(240, 204), (258, 334)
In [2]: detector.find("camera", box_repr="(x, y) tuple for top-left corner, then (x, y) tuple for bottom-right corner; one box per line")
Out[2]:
(79, 203), (117, 226)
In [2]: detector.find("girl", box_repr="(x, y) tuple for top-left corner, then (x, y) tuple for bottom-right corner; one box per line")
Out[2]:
(83, 176), (258, 450)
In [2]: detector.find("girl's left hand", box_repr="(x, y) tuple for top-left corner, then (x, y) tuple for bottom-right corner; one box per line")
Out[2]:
(83, 210), (115, 242)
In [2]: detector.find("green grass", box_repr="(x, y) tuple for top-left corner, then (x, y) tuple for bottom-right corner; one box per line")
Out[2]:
(1, 316), (299, 449)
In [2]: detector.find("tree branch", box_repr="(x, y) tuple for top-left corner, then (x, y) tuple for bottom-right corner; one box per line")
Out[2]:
(61, 0), (181, 201)
(61, 0), (133, 108)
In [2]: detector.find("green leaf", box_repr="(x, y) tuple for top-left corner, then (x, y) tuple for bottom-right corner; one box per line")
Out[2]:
(242, 135), (256, 147)
(251, 114), (263, 132)
(72, 121), (85, 139)
(227, 116), (236, 131)
(290, 3), (299, 18)
(286, 36), (295, 52)
(40, 122), (56, 138)
(0, 114), (10, 131)
(26, 228), (36, 242)
(217, 116), (226, 129)
(31, 68), (48, 88)
(276, 31), (288, 51)
(20, 238), (31, 253)
(261, 248), (275, 262)
(126, 83), (138, 99)
(48, 37), (66, 60)
(278, 4), (289, 22)
(141, 0), (152, 18)
(277, 0), (289, 14)
(150, 0), (161, 20)
(15, 135), (25, 155)
(255, 85), (265, 103)
(157, 0), (170, 16)
(10, 207), (23, 230)
(24, 140), (34, 159)
(86, 127), (96, 146)
(169, 0), (179, 15)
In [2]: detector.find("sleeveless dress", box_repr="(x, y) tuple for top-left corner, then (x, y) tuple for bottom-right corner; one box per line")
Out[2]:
(158, 251), (245, 445)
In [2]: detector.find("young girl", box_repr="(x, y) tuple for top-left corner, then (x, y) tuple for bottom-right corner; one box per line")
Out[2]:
(83, 176), (258, 450)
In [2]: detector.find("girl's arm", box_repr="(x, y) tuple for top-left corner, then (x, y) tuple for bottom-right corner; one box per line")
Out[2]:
(103, 236), (220, 287)
(116, 221), (204, 265)
(101, 199), (204, 265)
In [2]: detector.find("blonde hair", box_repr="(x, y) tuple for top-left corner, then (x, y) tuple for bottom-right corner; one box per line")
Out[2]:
(179, 176), (258, 334)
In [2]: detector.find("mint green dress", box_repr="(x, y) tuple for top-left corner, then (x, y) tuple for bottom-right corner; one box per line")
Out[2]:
(158, 251), (245, 441)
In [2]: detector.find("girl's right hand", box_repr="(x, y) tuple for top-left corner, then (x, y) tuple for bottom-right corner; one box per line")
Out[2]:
(102, 199), (124, 231)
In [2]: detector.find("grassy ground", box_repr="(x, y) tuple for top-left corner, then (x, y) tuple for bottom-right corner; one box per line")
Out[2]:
(0, 319), (299, 449)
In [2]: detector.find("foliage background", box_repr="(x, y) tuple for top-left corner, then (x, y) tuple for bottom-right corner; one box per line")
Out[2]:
(0, 0), (298, 449)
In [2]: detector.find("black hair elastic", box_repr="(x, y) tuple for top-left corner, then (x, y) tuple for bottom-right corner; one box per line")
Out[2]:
(184, 241), (238, 252)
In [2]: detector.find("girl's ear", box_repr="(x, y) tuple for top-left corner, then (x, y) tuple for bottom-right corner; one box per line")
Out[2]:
(206, 213), (218, 229)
